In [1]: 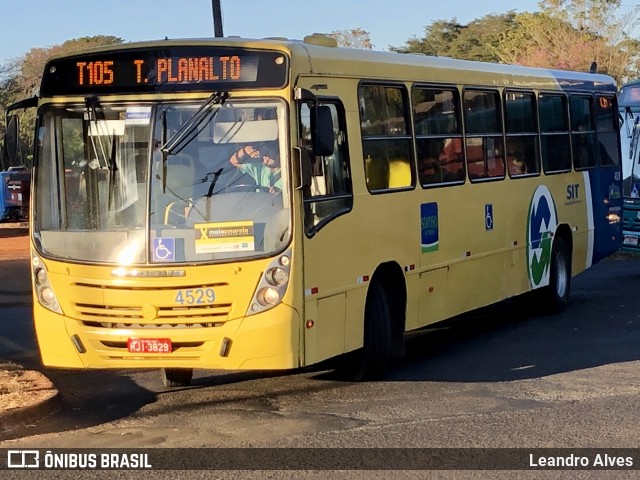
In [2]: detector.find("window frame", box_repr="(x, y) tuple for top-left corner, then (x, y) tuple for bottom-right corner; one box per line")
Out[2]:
(462, 87), (506, 182)
(412, 83), (465, 188)
(539, 91), (572, 175)
(299, 97), (354, 237)
(503, 88), (541, 179)
(358, 81), (416, 194)
(594, 93), (621, 168)
(569, 93), (597, 171)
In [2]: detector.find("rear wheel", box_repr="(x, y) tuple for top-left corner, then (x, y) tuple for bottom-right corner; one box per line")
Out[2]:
(161, 368), (193, 387)
(338, 282), (392, 381)
(541, 237), (571, 313)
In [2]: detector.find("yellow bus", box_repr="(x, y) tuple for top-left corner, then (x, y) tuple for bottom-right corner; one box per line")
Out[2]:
(3, 35), (622, 386)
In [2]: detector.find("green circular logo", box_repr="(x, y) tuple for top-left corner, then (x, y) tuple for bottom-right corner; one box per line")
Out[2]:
(527, 185), (558, 288)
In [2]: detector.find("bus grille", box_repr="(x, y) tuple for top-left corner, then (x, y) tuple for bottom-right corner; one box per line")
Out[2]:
(624, 216), (640, 230)
(623, 205), (640, 230)
(71, 281), (233, 329)
(73, 302), (232, 329)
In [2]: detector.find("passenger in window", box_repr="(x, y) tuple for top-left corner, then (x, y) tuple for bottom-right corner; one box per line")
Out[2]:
(506, 138), (527, 176)
(439, 138), (464, 181)
(508, 151), (527, 175)
(229, 143), (282, 192)
(418, 140), (444, 184)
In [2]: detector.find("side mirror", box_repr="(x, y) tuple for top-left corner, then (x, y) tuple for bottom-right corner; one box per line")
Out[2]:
(2, 115), (20, 168)
(311, 105), (334, 157)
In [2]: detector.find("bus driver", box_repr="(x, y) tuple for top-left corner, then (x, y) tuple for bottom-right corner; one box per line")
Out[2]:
(229, 143), (282, 192)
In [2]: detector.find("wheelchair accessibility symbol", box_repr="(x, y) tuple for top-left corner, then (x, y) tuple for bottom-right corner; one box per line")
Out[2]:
(153, 237), (176, 261)
(485, 204), (493, 231)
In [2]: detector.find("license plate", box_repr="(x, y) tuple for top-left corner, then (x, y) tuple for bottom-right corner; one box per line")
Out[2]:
(623, 235), (639, 246)
(127, 338), (172, 354)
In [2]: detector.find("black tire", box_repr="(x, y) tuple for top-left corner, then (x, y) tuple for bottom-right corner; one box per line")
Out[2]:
(338, 282), (392, 381)
(161, 368), (193, 387)
(541, 237), (571, 313)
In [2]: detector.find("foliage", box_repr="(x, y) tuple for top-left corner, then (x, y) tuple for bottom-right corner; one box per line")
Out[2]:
(496, 1), (640, 83)
(391, 1), (640, 85)
(0, 36), (123, 168)
(391, 12), (520, 63)
(328, 28), (373, 49)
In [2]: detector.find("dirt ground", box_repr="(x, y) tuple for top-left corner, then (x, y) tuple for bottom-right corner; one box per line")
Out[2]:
(0, 225), (56, 433)
(0, 225), (29, 260)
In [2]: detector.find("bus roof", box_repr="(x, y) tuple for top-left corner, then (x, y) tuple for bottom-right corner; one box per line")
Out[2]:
(41, 35), (618, 96)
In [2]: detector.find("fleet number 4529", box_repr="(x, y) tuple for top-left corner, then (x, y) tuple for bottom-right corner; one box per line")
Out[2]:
(174, 288), (215, 305)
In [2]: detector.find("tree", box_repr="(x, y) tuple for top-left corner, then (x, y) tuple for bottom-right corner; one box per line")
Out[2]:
(328, 28), (373, 49)
(392, 1), (640, 84)
(393, 20), (463, 57)
(450, 13), (520, 62)
(496, 1), (640, 83)
(0, 36), (123, 168)
(391, 13), (520, 63)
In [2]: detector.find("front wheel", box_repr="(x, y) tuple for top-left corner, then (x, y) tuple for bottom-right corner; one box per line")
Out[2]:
(161, 368), (193, 388)
(541, 237), (571, 313)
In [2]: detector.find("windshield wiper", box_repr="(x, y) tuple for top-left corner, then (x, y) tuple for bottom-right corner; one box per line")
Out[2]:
(159, 91), (228, 195)
(204, 168), (224, 220)
(161, 91), (228, 156)
(107, 134), (118, 209)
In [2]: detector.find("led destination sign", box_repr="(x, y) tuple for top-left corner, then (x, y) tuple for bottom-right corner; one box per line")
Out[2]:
(76, 56), (248, 87)
(41, 46), (288, 95)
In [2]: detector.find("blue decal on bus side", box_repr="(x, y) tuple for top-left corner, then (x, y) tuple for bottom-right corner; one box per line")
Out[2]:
(485, 204), (493, 231)
(421, 202), (439, 253)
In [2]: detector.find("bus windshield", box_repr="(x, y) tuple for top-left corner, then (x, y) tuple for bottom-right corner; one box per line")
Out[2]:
(34, 99), (291, 265)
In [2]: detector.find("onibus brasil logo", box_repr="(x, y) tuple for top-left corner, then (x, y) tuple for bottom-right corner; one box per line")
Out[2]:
(527, 185), (558, 288)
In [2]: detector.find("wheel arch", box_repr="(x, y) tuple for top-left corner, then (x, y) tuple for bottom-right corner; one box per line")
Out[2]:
(555, 223), (574, 270)
(370, 260), (407, 357)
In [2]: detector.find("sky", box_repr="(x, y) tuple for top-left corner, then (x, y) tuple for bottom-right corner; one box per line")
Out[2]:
(0, 0), (544, 65)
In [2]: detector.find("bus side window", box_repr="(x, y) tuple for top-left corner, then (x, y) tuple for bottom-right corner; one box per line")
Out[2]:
(570, 94), (597, 170)
(300, 101), (353, 236)
(463, 89), (505, 180)
(412, 86), (465, 186)
(504, 90), (540, 177)
(360, 84), (414, 191)
(595, 95), (620, 167)
(540, 93), (571, 173)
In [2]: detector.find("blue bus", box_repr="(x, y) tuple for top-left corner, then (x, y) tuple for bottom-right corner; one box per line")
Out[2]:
(0, 167), (30, 221)
(619, 80), (640, 251)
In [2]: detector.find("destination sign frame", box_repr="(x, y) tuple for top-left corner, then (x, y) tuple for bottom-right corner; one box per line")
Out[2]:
(40, 46), (289, 95)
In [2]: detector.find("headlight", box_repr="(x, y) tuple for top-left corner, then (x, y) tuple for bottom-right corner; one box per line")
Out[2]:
(265, 267), (288, 286)
(35, 267), (47, 286)
(40, 287), (56, 305)
(31, 254), (64, 314)
(246, 248), (292, 316)
(279, 255), (291, 267)
(257, 287), (280, 306)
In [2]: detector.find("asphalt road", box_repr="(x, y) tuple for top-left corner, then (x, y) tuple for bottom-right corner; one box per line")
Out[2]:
(1, 255), (640, 479)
